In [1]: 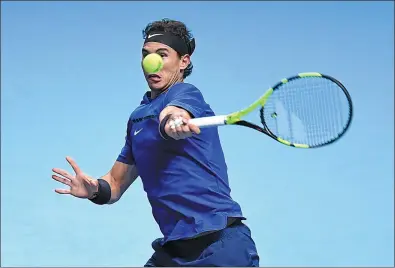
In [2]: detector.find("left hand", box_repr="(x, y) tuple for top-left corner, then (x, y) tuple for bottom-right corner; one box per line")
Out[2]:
(159, 106), (201, 140)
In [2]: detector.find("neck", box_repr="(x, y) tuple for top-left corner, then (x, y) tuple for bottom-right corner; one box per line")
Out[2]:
(151, 76), (184, 99)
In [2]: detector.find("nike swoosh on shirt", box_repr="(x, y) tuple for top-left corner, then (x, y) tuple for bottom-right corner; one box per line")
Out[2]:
(134, 129), (143, 135)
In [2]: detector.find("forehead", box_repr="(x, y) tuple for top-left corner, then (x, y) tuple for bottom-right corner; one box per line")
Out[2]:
(142, 42), (176, 53)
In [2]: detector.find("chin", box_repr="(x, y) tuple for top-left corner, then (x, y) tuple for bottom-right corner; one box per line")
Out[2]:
(148, 83), (163, 91)
(147, 80), (167, 91)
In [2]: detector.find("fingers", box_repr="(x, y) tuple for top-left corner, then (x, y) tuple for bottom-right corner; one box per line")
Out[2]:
(187, 122), (201, 135)
(55, 188), (71, 195)
(166, 116), (195, 140)
(52, 172), (72, 195)
(177, 117), (200, 135)
(52, 168), (74, 181)
(181, 123), (192, 135)
(52, 156), (81, 180)
(52, 174), (72, 186)
(52, 156), (84, 197)
(166, 123), (181, 140)
(66, 156), (81, 175)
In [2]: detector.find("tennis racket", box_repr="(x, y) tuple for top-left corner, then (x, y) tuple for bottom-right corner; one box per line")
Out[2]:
(183, 72), (353, 148)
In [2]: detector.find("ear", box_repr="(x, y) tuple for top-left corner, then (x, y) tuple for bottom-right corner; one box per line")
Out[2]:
(179, 54), (191, 71)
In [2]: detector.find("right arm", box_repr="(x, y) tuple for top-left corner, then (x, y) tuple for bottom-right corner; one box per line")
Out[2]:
(90, 118), (138, 204)
(97, 161), (138, 204)
(52, 118), (139, 204)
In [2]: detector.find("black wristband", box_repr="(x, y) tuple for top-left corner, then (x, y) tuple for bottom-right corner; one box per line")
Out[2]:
(89, 179), (111, 205)
(159, 113), (174, 140)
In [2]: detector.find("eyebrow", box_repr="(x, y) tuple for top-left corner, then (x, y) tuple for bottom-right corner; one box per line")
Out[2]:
(142, 48), (169, 54)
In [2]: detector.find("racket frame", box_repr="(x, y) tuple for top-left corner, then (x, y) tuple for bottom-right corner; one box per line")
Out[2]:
(188, 72), (353, 148)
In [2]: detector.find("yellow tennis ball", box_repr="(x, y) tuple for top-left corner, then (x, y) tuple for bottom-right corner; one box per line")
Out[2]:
(143, 53), (164, 74)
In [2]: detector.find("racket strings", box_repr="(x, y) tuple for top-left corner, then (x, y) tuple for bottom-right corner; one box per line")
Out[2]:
(261, 77), (351, 147)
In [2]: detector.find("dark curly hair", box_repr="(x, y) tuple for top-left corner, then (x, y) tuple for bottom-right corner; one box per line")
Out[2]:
(142, 19), (194, 78)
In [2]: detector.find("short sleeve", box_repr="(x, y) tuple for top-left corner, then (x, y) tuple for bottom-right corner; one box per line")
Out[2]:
(165, 83), (207, 118)
(116, 118), (135, 165)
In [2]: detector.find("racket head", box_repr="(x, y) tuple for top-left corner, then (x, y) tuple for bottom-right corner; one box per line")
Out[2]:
(260, 72), (353, 148)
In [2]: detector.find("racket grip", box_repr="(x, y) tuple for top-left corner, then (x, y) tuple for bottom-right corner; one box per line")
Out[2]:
(188, 115), (227, 128)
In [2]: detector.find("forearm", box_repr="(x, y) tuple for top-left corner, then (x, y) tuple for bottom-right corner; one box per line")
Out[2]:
(100, 173), (121, 204)
(93, 163), (138, 205)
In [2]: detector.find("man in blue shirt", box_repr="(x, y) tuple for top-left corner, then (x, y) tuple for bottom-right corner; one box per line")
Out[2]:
(51, 18), (260, 267)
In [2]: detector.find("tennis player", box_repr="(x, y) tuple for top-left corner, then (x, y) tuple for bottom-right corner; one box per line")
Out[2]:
(52, 19), (260, 267)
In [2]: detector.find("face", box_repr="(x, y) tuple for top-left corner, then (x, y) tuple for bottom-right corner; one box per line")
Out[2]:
(142, 42), (190, 95)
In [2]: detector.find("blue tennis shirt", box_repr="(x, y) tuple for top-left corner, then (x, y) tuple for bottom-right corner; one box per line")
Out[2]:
(117, 82), (245, 244)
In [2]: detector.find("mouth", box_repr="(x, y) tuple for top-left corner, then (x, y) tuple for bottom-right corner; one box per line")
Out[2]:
(147, 74), (161, 82)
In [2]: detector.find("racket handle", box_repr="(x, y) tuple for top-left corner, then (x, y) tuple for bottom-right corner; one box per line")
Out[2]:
(189, 115), (227, 128)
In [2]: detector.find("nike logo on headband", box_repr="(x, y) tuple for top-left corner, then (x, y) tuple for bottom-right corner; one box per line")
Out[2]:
(147, 33), (163, 39)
